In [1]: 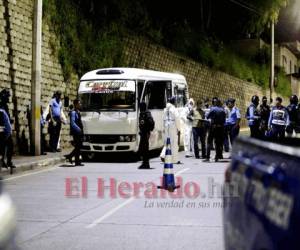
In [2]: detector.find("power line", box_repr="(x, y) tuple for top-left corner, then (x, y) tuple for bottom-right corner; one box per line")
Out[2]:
(236, 0), (261, 12)
(228, 0), (262, 15)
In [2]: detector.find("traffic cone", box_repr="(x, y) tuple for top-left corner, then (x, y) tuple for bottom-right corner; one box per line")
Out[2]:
(157, 137), (180, 192)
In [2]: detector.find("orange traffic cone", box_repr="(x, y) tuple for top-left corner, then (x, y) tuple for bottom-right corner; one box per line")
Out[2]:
(157, 137), (180, 192)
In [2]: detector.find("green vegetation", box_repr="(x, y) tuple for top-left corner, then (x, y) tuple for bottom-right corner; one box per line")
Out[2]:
(276, 69), (292, 97)
(43, 0), (124, 81)
(43, 0), (291, 97)
(194, 39), (291, 96)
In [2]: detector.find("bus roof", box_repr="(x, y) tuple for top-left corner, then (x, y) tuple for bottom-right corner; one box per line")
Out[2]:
(80, 67), (187, 83)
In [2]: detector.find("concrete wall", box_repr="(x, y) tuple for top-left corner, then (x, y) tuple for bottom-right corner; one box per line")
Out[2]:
(0, 0), (77, 153)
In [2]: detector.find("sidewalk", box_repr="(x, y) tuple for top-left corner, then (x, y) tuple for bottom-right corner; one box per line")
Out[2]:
(0, 150), (70, 176)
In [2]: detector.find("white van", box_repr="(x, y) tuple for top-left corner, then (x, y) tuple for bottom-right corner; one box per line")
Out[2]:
(78, 68), (189, 157)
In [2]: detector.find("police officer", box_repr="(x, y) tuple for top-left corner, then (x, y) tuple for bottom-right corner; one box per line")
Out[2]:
(192, 100), (207, 159)
(65, 99), (84, 166)
(247, 95), (261, 139)
(0, 89), (11, 121)
(286, 95), (300, 137)
(0, 89), (15, 169)
(138, 102), (155, 169)
(268, 97), (289, 140)
(259, 96), (271, 137)
(46, 91), (67, 152)
(182, 98), (194, 158)
(160, 96), (181, 164)
(204, 97), (226, 162)
(0, 108), (15, 169)
(224, 98), (241, 152)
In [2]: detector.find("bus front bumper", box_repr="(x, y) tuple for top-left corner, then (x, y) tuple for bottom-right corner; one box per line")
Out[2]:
(81, 141), (138, 153)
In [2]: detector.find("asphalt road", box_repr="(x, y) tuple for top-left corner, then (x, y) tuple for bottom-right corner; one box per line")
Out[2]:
(4, 151), (229, 250)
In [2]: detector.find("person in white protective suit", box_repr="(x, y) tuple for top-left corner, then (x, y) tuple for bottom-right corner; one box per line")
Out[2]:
(182, 98), (194, 157)
(160, 96), (181, 164)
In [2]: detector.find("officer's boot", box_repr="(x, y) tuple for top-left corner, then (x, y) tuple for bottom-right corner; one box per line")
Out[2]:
(138, 156), (150, 169)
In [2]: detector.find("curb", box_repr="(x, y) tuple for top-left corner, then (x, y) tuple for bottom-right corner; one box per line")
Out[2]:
(0, 156), (66, 177)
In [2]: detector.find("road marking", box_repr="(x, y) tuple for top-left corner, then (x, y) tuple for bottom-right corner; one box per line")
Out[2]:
(86, 167), (190, 229)
(2, 166), (60, 182)
(86, 197), (135, 229)
(175, 168), (190, 176)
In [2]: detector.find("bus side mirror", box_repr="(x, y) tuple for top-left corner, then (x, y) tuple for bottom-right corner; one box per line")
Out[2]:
(64, 97), (69, 108)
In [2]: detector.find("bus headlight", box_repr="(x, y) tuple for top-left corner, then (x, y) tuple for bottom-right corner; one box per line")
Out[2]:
(119, 135), (136, 142)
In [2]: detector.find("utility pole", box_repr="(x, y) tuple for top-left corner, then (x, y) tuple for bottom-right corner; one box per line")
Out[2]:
(270, 20), (275, 101)
(31, 0), (42, 156)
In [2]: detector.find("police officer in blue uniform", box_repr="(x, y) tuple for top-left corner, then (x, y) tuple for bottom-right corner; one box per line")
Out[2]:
(65, 99), (84, 166)
(286, 95), (300, 137)
(247, 95), (261, 139)
(48, 91), (64, 152)
(268, 97), (289, 139)
(204, 97), (226, 162)
(0, 89), (15, 169)
(224, 98), (241, 152)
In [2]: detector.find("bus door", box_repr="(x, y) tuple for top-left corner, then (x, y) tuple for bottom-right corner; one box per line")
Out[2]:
(141, 81), (172, 149)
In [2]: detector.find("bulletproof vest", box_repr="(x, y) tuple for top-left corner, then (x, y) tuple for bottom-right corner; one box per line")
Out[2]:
(139, 111), (154, 132)
(246, 103), (260, 119)
(139, 112), (147, 131)
(287, 104), (298, 123)
(271, 107), (286, 126)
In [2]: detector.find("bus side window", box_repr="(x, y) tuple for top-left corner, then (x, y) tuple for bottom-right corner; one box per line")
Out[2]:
(144, 81), (167, 109)
(175, 87), (187, 108)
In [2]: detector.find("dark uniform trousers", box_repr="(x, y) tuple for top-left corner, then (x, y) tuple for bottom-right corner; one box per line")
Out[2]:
(224, 124), (240, 152)
(250, 121), (261, 139)
(69, 111), (83, 165)
(206, 125), (224, 160)
(69, 134), (83, 164)
(192, 127), (206, 158)
(49, 117), (62, 150)
(138, 132), (150, 164)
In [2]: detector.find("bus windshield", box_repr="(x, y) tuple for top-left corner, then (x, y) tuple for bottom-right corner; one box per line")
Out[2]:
(79, 80), (136, 111)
